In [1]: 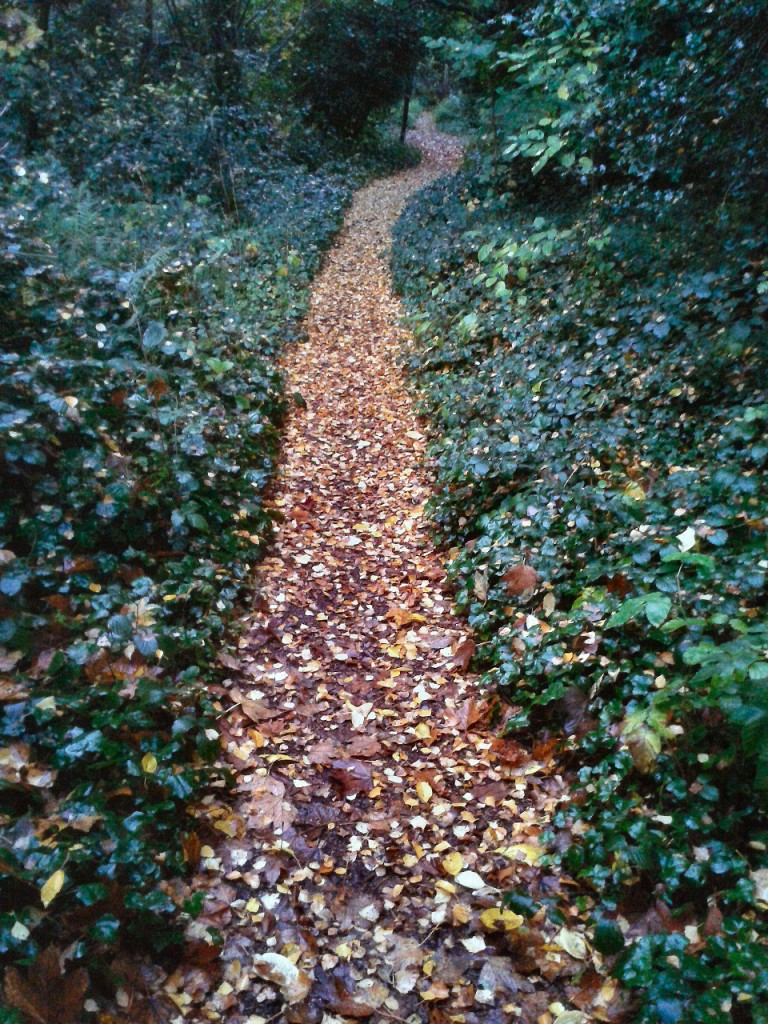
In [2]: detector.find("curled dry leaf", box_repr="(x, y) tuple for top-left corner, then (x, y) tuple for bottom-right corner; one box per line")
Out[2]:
(452, 637), (476, 672)
(502, 563), (539, 596)
(480, 907), (525, 932)
(252, 952), (311, 1005)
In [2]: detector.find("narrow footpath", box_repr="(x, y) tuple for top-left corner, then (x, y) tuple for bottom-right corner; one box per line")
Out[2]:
(165, 122), (612, 1024)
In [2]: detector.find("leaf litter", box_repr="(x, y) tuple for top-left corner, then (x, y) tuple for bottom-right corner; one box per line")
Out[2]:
(156, 121), (626, 1024)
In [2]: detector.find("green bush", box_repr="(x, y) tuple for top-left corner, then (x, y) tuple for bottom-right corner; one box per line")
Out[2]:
(0, 142), (354, 973)
(396, 5), (768, 1012)
(393, 147), (768, 1020)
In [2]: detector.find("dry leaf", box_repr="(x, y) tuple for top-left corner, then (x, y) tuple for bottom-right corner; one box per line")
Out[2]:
(330, 759), (373, 795)
(461, 936), (486, 953)
(5, 947), (88, 1024)
(452, 638), (476, 672)
(479, 907), (524, 932)
(252, 953), (311, 1004)
(415, 779), (433, 803)
(441, 852), (463, 877)
(40, 870), (65, 908)
(241, 776), (296, 832)
(555, 927), (589, 959)
(455, 870), (485, 890)
(502, 563), (539, 596)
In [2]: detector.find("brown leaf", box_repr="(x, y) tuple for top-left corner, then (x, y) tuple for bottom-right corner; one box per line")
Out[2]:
(606, 574), (633, 598)
(231, 691), (284, 722)
(387, 606), (426, 628)
(181, 831), (201, 866)
(452, 638), (476, 672)
(306, 738), (337, 764)
(346, 733), (383, 757)
(329, 759), (373, 795)
(5, 947), (88, 1024)
(427, 635), (454, 650)
(502, 563), (539, 596)
(449, 697), (486, 731)
(241, 775), (296, 831)
(149, 377), (169, 399)
(703, 900), (723, 937)
(328, 995), (376, 1018)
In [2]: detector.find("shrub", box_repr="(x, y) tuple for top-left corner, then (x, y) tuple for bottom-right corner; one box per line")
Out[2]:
(392, 145), (768, 1020)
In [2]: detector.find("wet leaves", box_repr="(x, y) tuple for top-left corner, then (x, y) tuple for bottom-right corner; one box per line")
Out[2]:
(5, 947), (88, 1024)
(161, 122), (612, 1024)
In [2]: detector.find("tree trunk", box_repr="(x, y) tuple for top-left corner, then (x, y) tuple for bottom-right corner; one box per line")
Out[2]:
(204, 0), (243, 104)
(400, 77), (413, 143)
(139, 0), (154, 72)
(36, 0), (52, 32)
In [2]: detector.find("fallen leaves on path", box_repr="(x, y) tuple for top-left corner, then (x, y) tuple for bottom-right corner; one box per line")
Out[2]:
(154, 121), (627, 1024)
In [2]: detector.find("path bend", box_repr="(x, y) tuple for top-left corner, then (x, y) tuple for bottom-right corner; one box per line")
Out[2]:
(167, 121), (582, 1024)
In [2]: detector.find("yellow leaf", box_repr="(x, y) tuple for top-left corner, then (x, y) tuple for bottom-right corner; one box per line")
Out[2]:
(281, 943), (302, 965)
(421, 981), (449, 1001)
(416, 780), (432, 803)
(555, 927), (589, 959)
(442, 852), (464, 877)
(414, 722), (432, 739)
(480, 907), (524, 932)
(623, 482), (646, 502)
(557, 84), (570, 100)
(496, 843), (542, 865)
(88, 582), (101, 593)
(453, 903), (472, 925)
(41, 869), (65, 908)
(141, 753), (158, 773)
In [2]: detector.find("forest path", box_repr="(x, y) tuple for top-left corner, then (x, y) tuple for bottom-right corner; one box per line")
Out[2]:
(172, 120), (579, 1024)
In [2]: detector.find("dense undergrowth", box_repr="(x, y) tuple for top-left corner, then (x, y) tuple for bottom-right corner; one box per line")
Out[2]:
(393, 1), (768, 1017)
(0, 13), (416, 1009)
(394, 157), (768, 1024)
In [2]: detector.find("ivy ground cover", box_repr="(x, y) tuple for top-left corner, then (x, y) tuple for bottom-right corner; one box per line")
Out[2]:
(392, 164), (768, 1021)
(0, 121), (412, 1008)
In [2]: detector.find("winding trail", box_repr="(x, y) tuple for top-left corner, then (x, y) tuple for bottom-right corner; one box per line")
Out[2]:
(167, 122), (596, 1024)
